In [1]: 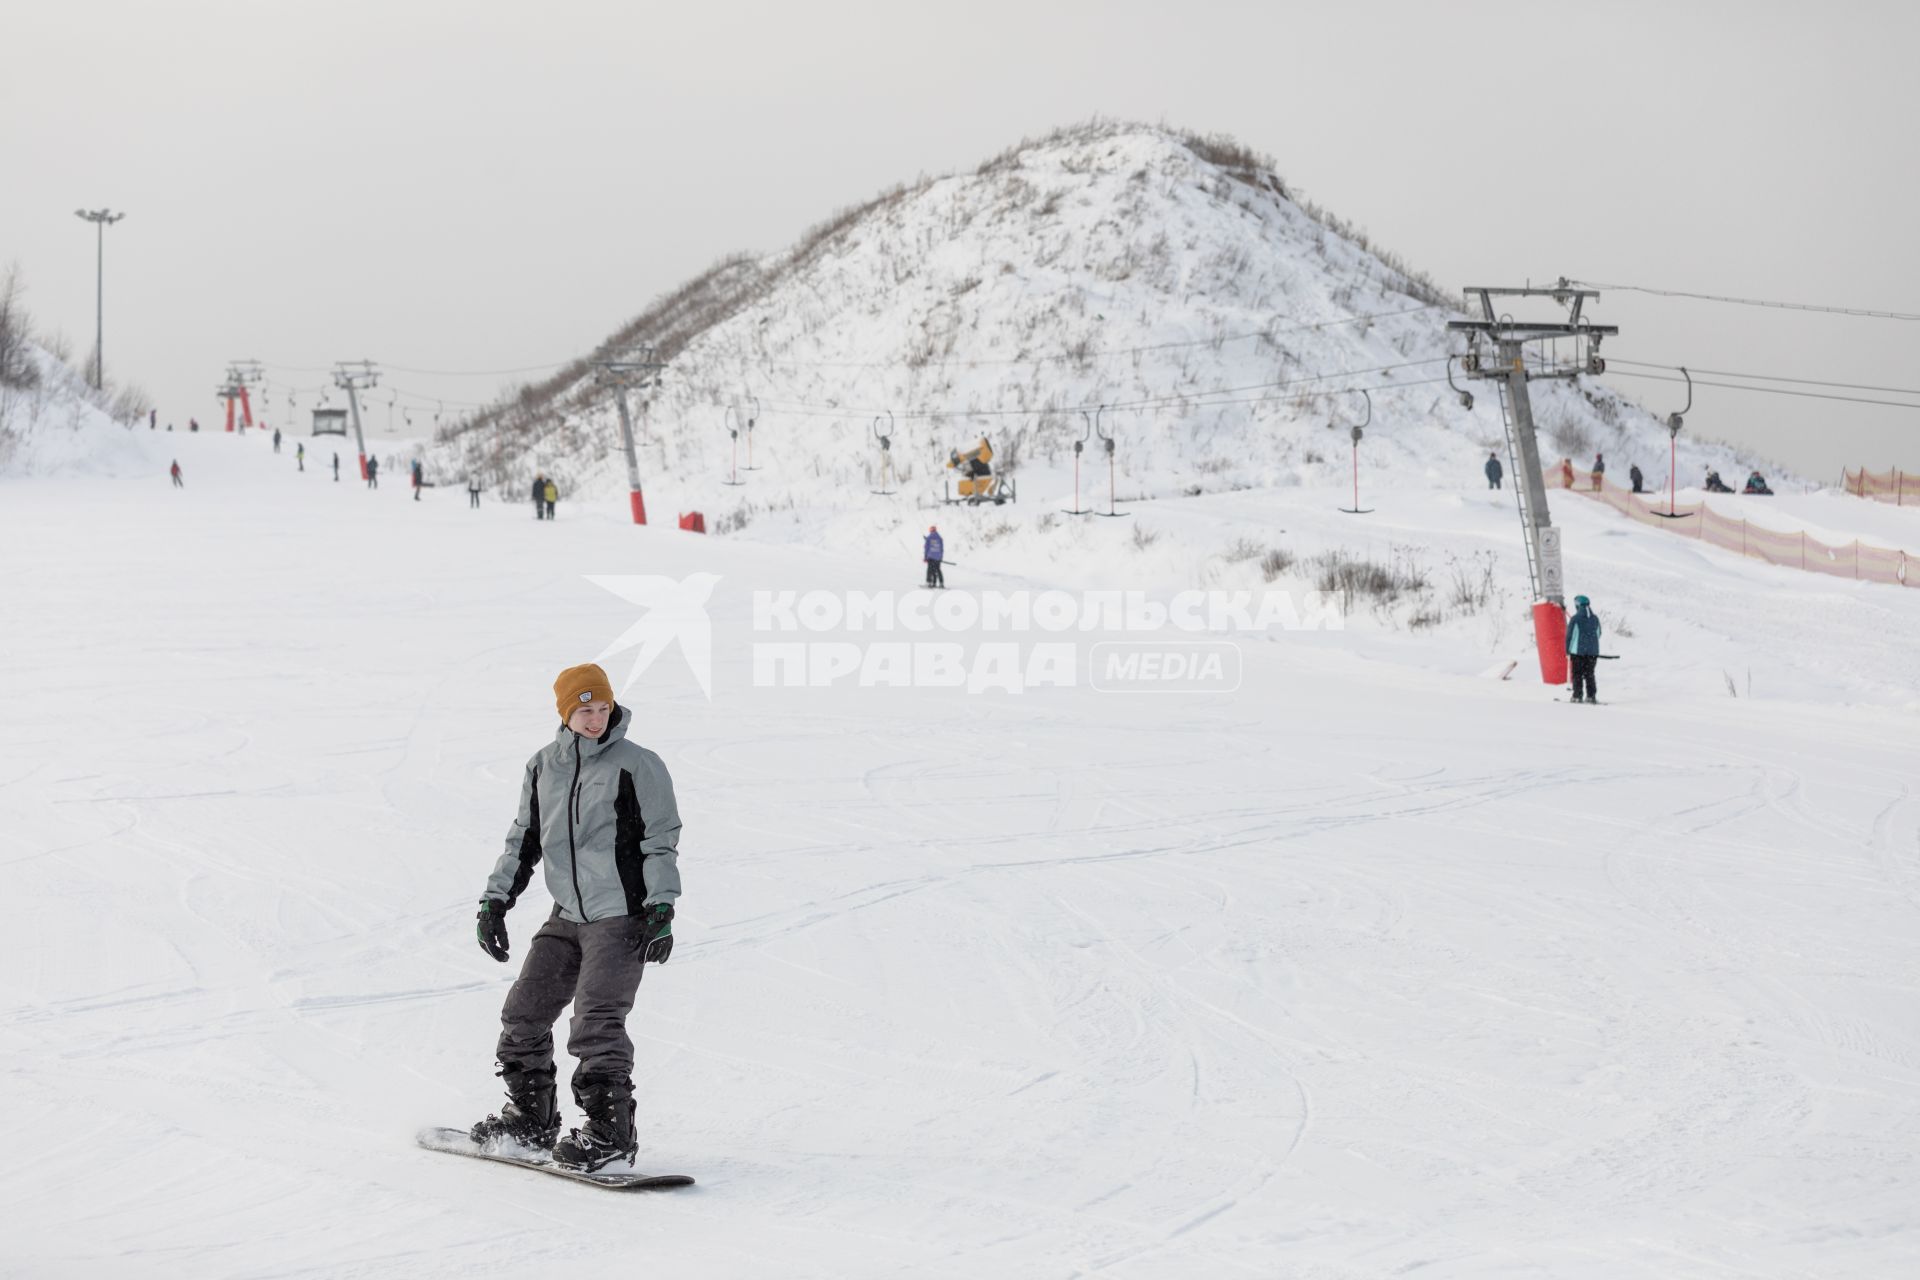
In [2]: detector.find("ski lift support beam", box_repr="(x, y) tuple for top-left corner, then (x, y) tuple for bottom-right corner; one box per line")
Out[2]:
(597, 348), (667, 524)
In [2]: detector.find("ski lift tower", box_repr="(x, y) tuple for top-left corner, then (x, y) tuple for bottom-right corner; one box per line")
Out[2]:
(218, 360), (264, 433)
(1447, 281), (1615, 686)
(332, 360), (380, 481)
(597, 347), (666, 525)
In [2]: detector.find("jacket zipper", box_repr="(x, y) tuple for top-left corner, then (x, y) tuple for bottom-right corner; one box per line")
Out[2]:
(566, 737), (587, 920)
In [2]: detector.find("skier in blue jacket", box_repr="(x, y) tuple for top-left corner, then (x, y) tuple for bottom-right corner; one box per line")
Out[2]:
(1565, 595), (1602, 703)
(923, 525), (944, 588)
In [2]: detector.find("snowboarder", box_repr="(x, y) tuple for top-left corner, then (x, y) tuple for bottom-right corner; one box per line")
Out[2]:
(468, 475), (482, 509)
(169, 460), (183, 488)
(1590, 452), (1605, 492)
(471, 663), (682, 1172)
(1485, 451), (1503, 490)
(924, 525), (945, 587)
(1744, 470), (1773, 495)
(366, 455), (380, 490)
(1565, 594), (1602, 704)
(189, 417), (199, 433)
(411, 458), (424, 501)
(543, 478), (558, 520)
(1705, 469), (1733, 493)
(531, 473), (547, 520)
(1629, 463), (1643, 494)
(273, 427), (282, 454)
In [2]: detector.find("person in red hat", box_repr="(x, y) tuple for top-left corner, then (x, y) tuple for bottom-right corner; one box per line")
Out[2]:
(923, 524), (945, 588)
(469, 663), (684, 1171)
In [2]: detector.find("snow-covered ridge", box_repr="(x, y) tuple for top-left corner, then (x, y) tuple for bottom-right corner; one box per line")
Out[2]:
(0, 340), (156, 477)
(431, 120), (1773, 533)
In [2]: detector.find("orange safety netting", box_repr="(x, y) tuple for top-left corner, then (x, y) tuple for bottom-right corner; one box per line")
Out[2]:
(1842, 467), (1918, 506)
(1542, 461), (1916, 589)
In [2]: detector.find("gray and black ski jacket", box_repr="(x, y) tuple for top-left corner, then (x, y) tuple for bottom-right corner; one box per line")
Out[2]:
(483, 705), (682, 923)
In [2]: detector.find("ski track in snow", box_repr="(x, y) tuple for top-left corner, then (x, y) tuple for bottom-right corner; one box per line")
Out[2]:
(1, 432), (1918, 1278)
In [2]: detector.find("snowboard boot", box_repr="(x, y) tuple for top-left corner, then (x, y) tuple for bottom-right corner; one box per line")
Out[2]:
(552, 1082), (638, 1172)
(470, 1066), (560, 1151)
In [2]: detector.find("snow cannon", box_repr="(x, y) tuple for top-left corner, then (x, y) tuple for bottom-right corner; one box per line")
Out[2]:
(945, 437), (1014, 505)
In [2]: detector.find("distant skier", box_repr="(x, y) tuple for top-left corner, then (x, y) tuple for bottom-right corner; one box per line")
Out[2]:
(468, 475), (482, 509)
(1590, 452), (1605, 492)
(1744, 470), (1774, 495)
(470, 663), (682, 1172)
(923, 525), (945, 588)
(531, 473), (547, 520)
(149, 409), (156, 431)
(1485, 451), (1503, 490)
(189, 417), (199, 433)
(366, 455), (380, 490)
(412, 458), (424, 501)
(273, 428), (282, 454)
(1565, 594), (1602, 704)
(544, 479), (558, 520)
(1629, 463), (1643, 494)
(297, 442), (306, 472)
(169, 459), (183, 489)
(332, 452), (340, 482)
(1558, 458), (1575, 489)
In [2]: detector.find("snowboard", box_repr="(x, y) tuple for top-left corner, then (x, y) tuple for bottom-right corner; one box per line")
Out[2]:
(415, 1126), (694, 1191)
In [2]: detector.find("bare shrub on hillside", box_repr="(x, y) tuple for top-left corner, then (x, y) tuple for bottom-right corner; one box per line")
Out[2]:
(1260, 548), (1296, 581)
(1131, 524), (1160, 550)
(0, 263), (39, 391)
(1222, 537), (1263, 562)
(1314, 546), (1430, 615)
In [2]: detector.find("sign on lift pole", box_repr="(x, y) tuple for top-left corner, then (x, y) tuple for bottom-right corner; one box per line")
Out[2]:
(1447, 281), (1617, 686)
(333, 360), (379, 481)
(597, 348), (666, 525)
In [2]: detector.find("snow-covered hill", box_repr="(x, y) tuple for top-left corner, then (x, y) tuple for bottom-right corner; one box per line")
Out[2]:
(431, 122), (1771, 549)
(0, 339), (157, 477)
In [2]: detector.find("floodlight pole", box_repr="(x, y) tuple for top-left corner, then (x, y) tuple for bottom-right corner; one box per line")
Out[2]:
(598, 349), (666, 525)
(74, 208), (125, 389)
(333, 361), (379, 480)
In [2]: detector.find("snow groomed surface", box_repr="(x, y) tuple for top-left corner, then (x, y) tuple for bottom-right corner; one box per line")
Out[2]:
(3, 430), (1918, 1277)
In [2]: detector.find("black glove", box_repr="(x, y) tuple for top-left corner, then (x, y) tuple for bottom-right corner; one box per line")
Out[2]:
(637, 903), (674, 964)
(477, 899), (510, 963)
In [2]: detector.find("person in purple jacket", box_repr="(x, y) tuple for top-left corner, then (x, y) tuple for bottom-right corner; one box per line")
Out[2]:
(923, 525), (945, 588)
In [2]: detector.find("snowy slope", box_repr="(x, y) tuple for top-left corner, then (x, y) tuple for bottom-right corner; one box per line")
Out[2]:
(0, 341), (157, 477)
(430, 123), (1771, 546)
(4, 429), (1917, 1278)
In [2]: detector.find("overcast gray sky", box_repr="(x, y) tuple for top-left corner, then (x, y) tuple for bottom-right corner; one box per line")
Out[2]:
(5, 0), (1915, 477)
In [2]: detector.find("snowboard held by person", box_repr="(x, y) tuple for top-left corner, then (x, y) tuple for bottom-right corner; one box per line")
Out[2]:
(470, 663), (683, 1172)
(1565, 595), (1602, 704)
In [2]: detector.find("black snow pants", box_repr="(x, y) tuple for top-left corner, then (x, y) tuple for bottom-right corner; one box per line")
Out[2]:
(1569, 654), (1598, 701)
(496, 906), (648, 1097)
(925, 559), (944, 587)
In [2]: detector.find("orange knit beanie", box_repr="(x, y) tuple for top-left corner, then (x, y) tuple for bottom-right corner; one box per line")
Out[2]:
(554, 663), (613, 722)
